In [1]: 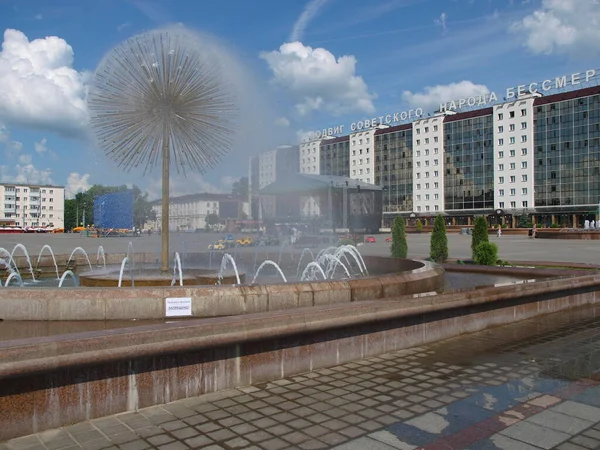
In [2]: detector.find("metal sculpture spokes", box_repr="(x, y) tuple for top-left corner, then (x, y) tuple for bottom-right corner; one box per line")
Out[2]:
(88, 27), (237, 175)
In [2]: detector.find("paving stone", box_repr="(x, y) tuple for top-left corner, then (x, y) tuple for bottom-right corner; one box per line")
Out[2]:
(134, 426), (164, 438)
(556, 443), (590, 450)
(182, 435), (213, 448)
(70, 430), (105, 444)
(570, 435), (600, 449)
(156, 442), (189, 450)
(170, 427), (199, 440)
(80, 438), (115, 450)
(105, 432), (139, 446)
(526, 409), (592, 434)
(230, 423), (258, 434)
(117, 440), (151, 450)
(552, 401), (600, 423)
(146, 434), (174, 446)
(245, 430), (274, 443)
(298, 439), (328, 449)
(500, 420), (570, 449)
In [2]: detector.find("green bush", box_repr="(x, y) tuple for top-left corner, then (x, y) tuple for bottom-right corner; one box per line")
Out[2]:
(415, 219), (423, 233)
(473, 241), (499, 266)
(338, 238), (355, 247)
(390, 216), (408, 258)
(550, 223), (561, 228)
(430, 215), (448, 262)
(471, 216), (489, 259)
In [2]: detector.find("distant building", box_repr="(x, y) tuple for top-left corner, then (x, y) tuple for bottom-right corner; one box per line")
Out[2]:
(149, 193), (249, 232)
(248, 145), (300, 220)
(0, 182), (65, 229)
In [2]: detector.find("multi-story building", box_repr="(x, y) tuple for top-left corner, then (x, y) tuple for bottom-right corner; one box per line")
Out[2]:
(0, 183), (64, 229)
(248, 145), (300, 220)
(412, 114), (446, 214)
(299, 138), (328, 217)
(349, 128), (380, 184)
(320, 136), (350, 177)
(149, 193), (248, 231)
(375, 124), (413, 220)
(493, 94), (538, 213)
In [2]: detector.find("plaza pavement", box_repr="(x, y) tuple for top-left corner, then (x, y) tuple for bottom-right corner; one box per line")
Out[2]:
(0, 231), (598, 265)
(3, 302), (600, 450)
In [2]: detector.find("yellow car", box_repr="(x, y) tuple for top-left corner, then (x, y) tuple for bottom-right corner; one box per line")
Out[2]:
(236, 236), (254, 247)
(208, 242), (226, 250)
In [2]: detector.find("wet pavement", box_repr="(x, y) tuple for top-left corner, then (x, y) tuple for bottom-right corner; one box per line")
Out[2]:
(4, 303), (600, 450)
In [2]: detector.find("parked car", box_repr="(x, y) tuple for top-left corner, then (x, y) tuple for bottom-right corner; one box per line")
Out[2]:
(236, 236), (254, 247)
(385, 237), (392, 242)
(208, 242), (226, 250)
(365, 236), (376, 243)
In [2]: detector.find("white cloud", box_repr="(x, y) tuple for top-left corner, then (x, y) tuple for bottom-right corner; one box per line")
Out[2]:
(18, 154), (31, 164)
(510, 0), (600, 56)
(0, 122), (23, 157)
(260, 42), (376, 117)
(0, 162), (53, 185)
(34, 137), (48, 154)
(219, 175), (238, 192)
(274, 116), (290, 127)
(435, 12), (448, 34)
(402, 80), (490, 113)
(0, 29), (89, 137)
(290, 0), (331, 42)
(145, 173), (224, 201)
(65, 172), (91, 198)
(117, 22), (131, 32)
(296, 129), (314, 142)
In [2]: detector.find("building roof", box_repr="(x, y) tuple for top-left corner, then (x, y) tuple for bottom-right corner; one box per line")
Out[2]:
(321, 135), (349, 145)
(374, 123), (412, 135)
(533, 85), (600, 106)
(149, 193), (243, 205)
(444, 107), (493, 123)
(0, 182), (65, 189)
(260, 173), (382, 195)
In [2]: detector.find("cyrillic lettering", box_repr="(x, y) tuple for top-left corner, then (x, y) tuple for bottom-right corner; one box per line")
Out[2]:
(339, 125), (344, 134)
(400, 112), (408, 121)
(542, 79), (552, 91)
(350, 123), (357, 131)
(517, 84), (526, 97)
(439, 103), (447, 112)
(393, 113), (400, 122)
(477, 96), (487, 106)
(529, 82), (538, 93)
(555, 76), (567, 88)
(415, 108), (424, 117)
(467, 97), (476, 106)
(333, 126), (341, 135)
(371, 117), (378, 127)
(586, 69), (596, 82)
(489, 92), (497, 102)
(327, 127), (333, 136)
(356, 121), (364, 130)
(458, 98), (466, 108)
(449, 101), (457, 110)
(506, 87), (515, 99)
(364, 119), (371, 128)
(385, 114), (392, 124)
(571, 72), (581, 85)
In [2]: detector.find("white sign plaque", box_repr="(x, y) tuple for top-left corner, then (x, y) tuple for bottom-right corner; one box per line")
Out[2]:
(165, 297), (192, 317)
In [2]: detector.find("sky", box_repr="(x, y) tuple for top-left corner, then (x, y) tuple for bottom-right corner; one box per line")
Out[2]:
(0, 0), (599, 200)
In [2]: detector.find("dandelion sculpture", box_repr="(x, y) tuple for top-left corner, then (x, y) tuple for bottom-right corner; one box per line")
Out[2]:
(88, 27), (237, 272)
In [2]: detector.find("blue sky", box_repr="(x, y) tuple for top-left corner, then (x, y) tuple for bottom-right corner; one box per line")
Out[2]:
(0, 0), (598, 199)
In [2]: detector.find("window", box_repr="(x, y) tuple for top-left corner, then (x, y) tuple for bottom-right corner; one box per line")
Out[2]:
(510, 176), (516, 183)
(521, 148), (527, 156)
(510, 189), (516, 196)
(498, 113), (503, 120)
(510, 201), (516, 208)
(498, 126), (504, 133)
(425, 138), (429, 144)
(509, 137), (516, 144)
(425, 183), (429, 189)
(434, 194), (439, 200)
(499, 176), (504, 183)
(498, 138), (504, 146)
(510, 150), (516, 157)
(521, 161), (527, 169)
(522, 201), (528, 208)
(510, 111), (515, 118)
(521, 135), (527, 143)
(521, 188), (528, 195)
(425, 127), (429, 133)
(510, 163), (516, 170)
(521, 109), (526, 116)
(499, 202), (505, 208)
(434, 171), (439, 177)
(509, 124), (515, 131)
(425, 194), (430, 200)
(416, 139), (420, 145)
(416, 184), (421, 190)
(416, 195), (421, 201)
(498, 151), (504, 158)
(416, 151), (421, 156)
(416, 128), (421, 134)
(434, 136), (438, 143)
(499, 164), (504, 171)
(434, 125), (438, 131)
(499, 189), (505, 196)
(425, 149), (430, 156)
(434, 182), (439, 189)
(434, 205), (439, 211)
(434, 159), (438, 166)
(521, 122), (527, 129)
(521, 174), (528, 182)
(434, 148), (439, 154)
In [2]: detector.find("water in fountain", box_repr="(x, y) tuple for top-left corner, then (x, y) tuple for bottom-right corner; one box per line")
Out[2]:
(10, 244), (36, 281)
(252, 260), (288, 285)
(96, 246), (107, 271)
(334, 245), (366, 276)
(36, 245), (60, 279)
(316, 246), (339, 261)
(295, 248), (315, 279)
(218, 253), (241, 285)
(58, 270), (79, 287)
(5, 271), (24, 287)
(0, 247), (19, 276)
(277, 239), (294, 266)
(300, 262), (327, 281)
(320, 254), (351, 279)
(68, 247), (93, 271)
(126, 241), (135, 272)
(171, 252), (183, 287)
(117, 257), (135, 287)
(253, 240), (267, 273)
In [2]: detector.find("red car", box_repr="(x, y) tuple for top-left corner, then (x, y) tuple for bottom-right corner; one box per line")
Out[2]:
(385, 237), (392, 242)
(365, 236), (376, 243)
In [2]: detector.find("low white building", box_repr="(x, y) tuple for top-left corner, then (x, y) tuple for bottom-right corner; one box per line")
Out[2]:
(0, 183), (65, 229)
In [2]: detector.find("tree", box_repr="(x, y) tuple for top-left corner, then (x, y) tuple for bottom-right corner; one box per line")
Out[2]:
(430, 215), (448, 263)
(471, 216), (489, 259)
(131, 186), (156, 229)
(231, 177), (249, 198)
(390, 216), (408, 258)
(64, 199), (77, 230)
(206, 213), (220, 226)
(474, 241), (499, 266)
(415, 219), (423, 233)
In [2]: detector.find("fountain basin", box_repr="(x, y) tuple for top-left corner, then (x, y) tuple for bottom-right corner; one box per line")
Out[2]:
(78, 269), (245, 287)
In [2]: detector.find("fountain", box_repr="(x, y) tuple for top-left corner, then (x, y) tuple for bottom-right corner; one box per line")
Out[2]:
(218, 254), (241, 285)
(4, 271), (24, 287)
(10, 244), (35, 281)
(58, 270), (79, 288)
(67, 247), (93, 271)
(117, 257), (135, 288)
(252, 260), (288, 285)
(300, 261), (327, 281)
(171, 253), (183, 287)
(296, 248), (315, 278)
(36, 244), (60, 279)
(0, 248), (18, 276)
(96, 246), (107, 271)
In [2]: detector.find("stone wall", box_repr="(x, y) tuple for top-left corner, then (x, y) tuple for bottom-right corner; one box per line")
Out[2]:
(0, 273), (599, 439)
